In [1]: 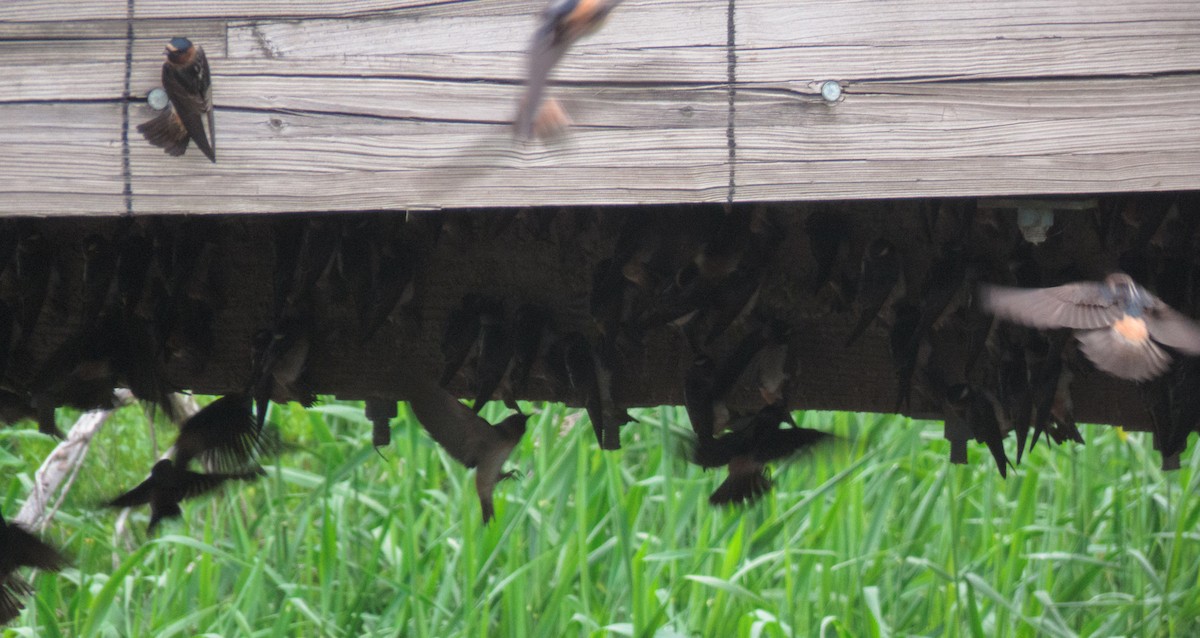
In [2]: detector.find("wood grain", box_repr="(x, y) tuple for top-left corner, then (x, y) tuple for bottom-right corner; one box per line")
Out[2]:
(1, 0), (1198, 214)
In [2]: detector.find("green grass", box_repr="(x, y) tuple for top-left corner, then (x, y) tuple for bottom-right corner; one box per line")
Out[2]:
(3, 400), (1200, 637)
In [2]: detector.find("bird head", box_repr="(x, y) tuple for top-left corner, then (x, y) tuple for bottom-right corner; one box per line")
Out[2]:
(497, 414), (529, 440)
(165, 37), (195, 64)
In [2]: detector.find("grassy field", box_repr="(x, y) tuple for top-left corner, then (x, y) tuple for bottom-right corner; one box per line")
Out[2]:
(3, 399), (1199, 637)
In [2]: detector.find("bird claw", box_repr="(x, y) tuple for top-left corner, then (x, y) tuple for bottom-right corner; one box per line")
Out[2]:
(498, 469), (523, 482)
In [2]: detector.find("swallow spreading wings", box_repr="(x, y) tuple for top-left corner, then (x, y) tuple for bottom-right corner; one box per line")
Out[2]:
(981, 273), (1200, 381)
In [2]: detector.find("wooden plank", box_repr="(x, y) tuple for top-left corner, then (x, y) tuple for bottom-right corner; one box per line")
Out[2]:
(1, 0), (1199, 215)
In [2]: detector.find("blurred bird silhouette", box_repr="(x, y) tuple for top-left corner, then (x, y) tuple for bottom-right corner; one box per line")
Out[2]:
(515, 0), (624, 138)
(1, 512), (67, 624)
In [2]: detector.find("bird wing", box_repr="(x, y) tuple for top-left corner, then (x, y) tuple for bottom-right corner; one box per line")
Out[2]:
(175, 394), (267, 471)
(406, 377), (490, 467)
(107, 477), (156, 508)
(177, 469), (249, 501)
(1147, 302), (1200, 355)
(980, 282), (1120, 330)
(751, 427), (830, 463)
(4, 524), (67, 571)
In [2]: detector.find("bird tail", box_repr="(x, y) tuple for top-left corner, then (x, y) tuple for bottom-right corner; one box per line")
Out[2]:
(137, 109), (189, 156)
(709, 467), (773, 506)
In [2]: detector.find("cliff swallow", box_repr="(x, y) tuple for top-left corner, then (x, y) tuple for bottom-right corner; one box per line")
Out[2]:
(283, 220), (340, 315)
(695, 404), (828, 506)
(252, 319), (315, 427)
(118, 316), (182, 423)
(440, 295), (486, 387)
(805, 210), (852, 299)
(406, 380), (527, 523)
(684, 355), (717, 443)
(359, 237), (416, 343)
(889, 301), (923, 412)
(1166, 358), (1200, 460)
(844, 238), (901, 347)
(80, 234), (119, 327)
(1, 512), (67, 624)
(504, 304), (551, 410)
(173, 394), (270, 472)
(944, 384), (1010, 477)
(364, 399), (397, 448)
(14, 232), (53, 341)
(981, 273), (1200, 381)
(0, 300), (13, 379)
(138, 37), (216, 162)
(562, 332), (626, 449)
(472, 300), (513, 413)
(107, 459), (264, 532)
(116, 230), (154, 317)
(515, 0), (623, 139)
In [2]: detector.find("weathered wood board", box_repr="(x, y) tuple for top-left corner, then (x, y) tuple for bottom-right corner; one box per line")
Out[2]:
(1, 1), (1198, 215)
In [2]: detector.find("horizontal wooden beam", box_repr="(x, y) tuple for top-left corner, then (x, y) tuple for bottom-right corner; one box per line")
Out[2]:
(1, 1), (1199, 215)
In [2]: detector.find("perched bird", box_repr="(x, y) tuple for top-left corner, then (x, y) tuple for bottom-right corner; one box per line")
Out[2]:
(515, 0), (623, 138)
(504, 304), (551, 410)
(981, 273), (1200, 381)
(561, 332), (628, 450)
(440, 295), (486, 387)
(107, 459), (264, 532)
(844, 238), (902, 347)
(138, 37), (216, 162)
(1, 512), (67, 624)
(943, 384), (1010, 478)
(683, 355), (717, 443)
(471, 300), (513, 413)
(805, 210), (851, 299)
(252, 319), (315, 428)
(406, 380), (528, 523)
(80, 233), (119, 328)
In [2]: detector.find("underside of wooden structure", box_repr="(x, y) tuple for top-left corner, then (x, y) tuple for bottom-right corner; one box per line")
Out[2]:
(2, 3), (1200, 450)
(3, 195), (1199, 438)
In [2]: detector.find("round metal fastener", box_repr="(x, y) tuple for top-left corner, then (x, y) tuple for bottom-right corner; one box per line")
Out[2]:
(147, 88), (170, 111)
(820, 81), (843, 103)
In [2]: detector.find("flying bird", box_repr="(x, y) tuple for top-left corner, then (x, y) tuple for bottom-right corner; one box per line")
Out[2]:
(107, 459), (264, 532)
(695, 404), (830, 506)
(1, 513), (67, 624)
(406, 380), (528, 523)
(138, 37), (216, 162)
(981, 273), (1200, 381)
(515, 0), (623, 139)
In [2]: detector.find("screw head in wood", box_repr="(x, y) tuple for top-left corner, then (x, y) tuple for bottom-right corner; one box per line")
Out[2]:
(820, 81), (843, 103)
(147, 88), (170, 111)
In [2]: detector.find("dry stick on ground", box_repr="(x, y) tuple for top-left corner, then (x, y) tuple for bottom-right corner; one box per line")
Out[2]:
(14, 390), (136, 530)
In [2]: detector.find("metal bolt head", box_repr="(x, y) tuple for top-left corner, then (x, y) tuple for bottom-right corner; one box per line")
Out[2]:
(147, 87), (170, 111)
(820, 80), (843, 103)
